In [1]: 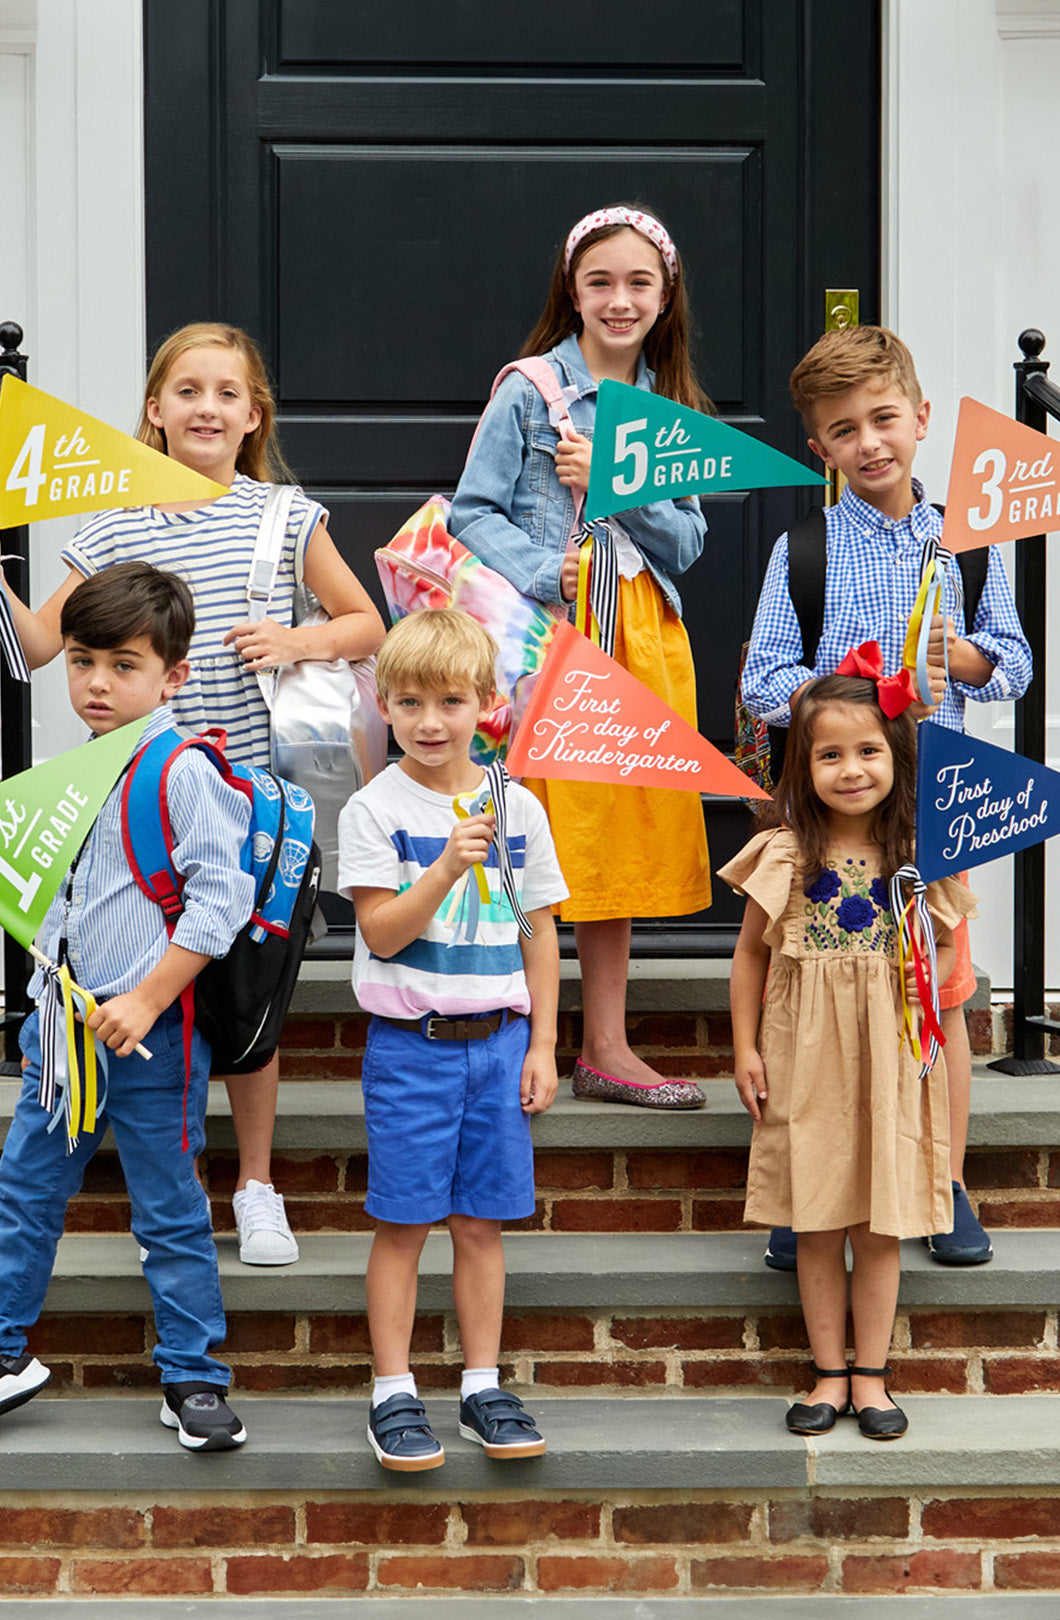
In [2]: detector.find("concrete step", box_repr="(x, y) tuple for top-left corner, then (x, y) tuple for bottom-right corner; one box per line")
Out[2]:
(38, 1226), (1060, 1314)
(5, 1070), (1060, 1153)
(4, 1393), (1060, 1493)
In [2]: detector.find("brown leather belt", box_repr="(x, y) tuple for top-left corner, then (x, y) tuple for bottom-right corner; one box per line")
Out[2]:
(377, 1010), (517, 1041)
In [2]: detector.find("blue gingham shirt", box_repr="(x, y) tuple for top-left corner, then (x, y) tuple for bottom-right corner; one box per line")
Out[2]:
(28, 708), (253, 1003)
(741, 481), (1032, 732)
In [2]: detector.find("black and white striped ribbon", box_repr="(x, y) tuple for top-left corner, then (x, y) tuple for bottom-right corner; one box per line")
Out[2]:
(36, 967), (60, 1119)
(484, 759), (533, 939)
(586, 521), (619, 657)
(888, 862), (942, 1080)
(0, 564), (30, 682)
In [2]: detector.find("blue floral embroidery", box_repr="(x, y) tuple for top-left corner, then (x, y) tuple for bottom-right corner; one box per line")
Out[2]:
(836, 894), (875, 933)
(800, 858), (897, 955)
(804, 868), (841, 902)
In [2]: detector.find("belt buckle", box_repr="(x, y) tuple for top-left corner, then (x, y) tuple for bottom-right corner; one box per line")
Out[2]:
(424, 1017), (442, 1040)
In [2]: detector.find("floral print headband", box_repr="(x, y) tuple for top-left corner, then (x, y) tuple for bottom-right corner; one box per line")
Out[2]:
(563, 208), (679, 282)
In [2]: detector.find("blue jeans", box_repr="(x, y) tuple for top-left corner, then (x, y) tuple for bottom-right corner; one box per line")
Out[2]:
(0, 1005), (229, 1387)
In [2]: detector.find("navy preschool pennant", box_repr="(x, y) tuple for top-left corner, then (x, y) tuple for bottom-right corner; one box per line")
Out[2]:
(916, 722), (1060, 884)
(585, 379), (825, 523)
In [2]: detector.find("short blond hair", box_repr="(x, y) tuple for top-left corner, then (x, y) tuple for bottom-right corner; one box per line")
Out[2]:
(375, 609), (497, 705)
(790, 326), (923, 434)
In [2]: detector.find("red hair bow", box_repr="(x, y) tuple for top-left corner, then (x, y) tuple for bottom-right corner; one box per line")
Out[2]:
(835, 641), (918, 719)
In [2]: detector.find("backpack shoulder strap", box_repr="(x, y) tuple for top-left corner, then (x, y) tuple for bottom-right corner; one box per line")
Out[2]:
(929, 502), (987, 632)
(786, 506), (828, 666)
(120, 731), (229, 923)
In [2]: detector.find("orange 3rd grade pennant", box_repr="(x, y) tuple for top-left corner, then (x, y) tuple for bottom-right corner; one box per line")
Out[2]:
(942, 396), (1060, 553)
(506, 619), (771, 799)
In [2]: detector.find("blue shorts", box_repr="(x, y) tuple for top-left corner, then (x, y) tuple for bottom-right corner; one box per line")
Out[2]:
(362, 1011), (536, 1225)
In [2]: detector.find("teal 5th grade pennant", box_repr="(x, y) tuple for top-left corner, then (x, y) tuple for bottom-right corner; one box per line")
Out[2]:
(584, 379), (825, 523)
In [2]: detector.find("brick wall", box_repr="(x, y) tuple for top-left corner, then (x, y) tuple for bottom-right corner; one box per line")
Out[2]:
(4, 1488), (1060, 1597)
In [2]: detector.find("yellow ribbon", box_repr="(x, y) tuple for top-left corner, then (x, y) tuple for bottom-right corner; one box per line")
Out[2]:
(575, 535), (600, 645)
(58, 961), (99, 1145)
(452, 794), (492, 906)
(902, 559), (944, 700)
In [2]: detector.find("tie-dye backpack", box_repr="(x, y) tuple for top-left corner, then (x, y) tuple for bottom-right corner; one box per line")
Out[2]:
(374, 359), (577, 766)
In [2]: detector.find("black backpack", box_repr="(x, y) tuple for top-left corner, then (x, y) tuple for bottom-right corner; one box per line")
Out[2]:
(736, 505), (989, 787)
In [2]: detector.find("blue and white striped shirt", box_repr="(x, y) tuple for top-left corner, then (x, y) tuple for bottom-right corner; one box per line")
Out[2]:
(741, 482), (1032, 732)
(64, 476), (326, 767)
(28, 709), (254, 1003)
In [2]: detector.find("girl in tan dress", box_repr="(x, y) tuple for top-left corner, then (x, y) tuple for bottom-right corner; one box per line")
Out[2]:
(721, 668), (974, 1440)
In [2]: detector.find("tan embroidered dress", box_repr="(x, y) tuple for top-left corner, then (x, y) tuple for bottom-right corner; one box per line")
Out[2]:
(720, 828), (976, 1239)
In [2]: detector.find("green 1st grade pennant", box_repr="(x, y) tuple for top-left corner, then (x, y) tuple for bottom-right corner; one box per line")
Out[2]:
(0, 718), (149, 950)
(585, 379), (825, 524)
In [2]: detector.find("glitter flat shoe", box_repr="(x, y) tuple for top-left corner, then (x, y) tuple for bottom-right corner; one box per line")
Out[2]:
(571, 1059), (705, 1109)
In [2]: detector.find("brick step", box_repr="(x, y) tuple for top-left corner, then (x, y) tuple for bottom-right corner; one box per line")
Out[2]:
(4, 1602), (1060, 1619)
(4, 1395), (1060, 1599)
(26, 1228), (1060, 1397)
(5, 1073), (1060, 1236)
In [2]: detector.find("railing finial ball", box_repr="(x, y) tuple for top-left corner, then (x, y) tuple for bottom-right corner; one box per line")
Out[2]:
(0, 321), (24, 350)
(1019, 328), (1046, 359)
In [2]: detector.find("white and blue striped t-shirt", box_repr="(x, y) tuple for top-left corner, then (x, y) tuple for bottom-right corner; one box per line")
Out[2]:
(338, 763), (568, 1019)
(64, 475), (326, 767)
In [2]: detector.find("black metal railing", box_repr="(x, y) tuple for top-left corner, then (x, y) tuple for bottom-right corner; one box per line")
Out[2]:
(990, 330), (1060, 1076)
(0, 321), (32, 1065)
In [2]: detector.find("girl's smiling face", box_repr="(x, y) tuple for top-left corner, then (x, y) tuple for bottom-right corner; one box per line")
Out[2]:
(571, 229), (669, 381)
(145, 345), (262, 485)
(809, 702), (895, 838)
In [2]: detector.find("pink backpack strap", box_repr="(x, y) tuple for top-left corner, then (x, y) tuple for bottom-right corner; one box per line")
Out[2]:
(472, 357), (585, 527)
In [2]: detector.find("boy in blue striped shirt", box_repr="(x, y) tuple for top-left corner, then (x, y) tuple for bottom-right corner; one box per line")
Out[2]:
(0, 563), (254, 1449)
(742, 326), (1031, 1270)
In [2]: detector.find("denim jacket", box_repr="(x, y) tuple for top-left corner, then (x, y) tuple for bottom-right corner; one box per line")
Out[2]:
(450, 333), (707, 616)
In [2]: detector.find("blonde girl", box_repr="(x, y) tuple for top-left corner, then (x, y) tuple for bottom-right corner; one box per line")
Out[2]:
(721, 668), (975, 1439)
(450, 205), (712, 1110)
(2, 322), (385, 1264)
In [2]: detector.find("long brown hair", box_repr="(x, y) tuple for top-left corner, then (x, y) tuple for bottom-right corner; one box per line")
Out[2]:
(756, 674), (917, 880)
(136, 322), (295, 483)
(520, 207), (714, 414)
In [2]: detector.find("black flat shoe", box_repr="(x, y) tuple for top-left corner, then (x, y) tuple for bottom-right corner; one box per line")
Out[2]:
(850, 1363), (908, 1439)
(785, 1364), (850, 1434)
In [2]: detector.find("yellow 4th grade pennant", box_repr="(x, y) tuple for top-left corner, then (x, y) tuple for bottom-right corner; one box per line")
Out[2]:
(0, 375), (227, 527)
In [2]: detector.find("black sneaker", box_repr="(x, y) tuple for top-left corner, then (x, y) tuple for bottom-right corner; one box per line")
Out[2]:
(764, 1226), (798, 1272)
(160, 1382), (247, 1451)
(458, 1388), (546, 1458)
(367, 1393), (445, 1471)
(0, 1353), (51, 1417)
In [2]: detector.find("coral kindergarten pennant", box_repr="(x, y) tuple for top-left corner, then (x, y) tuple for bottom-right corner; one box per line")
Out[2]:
(915, 720), (1060, 885)
(584, 378), (825, 524)
(506, 618), (771, 799)
(941, 396), (1060, 554)
(0, 375), (227, 528)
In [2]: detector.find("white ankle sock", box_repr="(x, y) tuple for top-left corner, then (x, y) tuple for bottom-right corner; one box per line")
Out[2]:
(461, 1366), (500, 1400)
(372, 1372), (417, 1408)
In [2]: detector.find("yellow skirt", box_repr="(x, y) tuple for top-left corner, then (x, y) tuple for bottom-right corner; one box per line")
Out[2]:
(526, 571), (712, 922)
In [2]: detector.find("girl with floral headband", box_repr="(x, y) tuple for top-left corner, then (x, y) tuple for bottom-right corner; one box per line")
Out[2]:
(720, 660), (976, 1440)
(450, 204), (713, 1110)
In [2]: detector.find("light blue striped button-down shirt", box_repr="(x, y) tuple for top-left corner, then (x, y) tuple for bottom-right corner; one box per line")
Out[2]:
(28, 708), (253, 1003)
(741, 481), (1032, 732)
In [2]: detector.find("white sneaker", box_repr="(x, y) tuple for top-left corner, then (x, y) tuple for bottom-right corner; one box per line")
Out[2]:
(232, 1180), (299, 1265)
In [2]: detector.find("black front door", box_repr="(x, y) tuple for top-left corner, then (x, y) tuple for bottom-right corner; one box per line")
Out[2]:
(144, 0), (880, 949)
